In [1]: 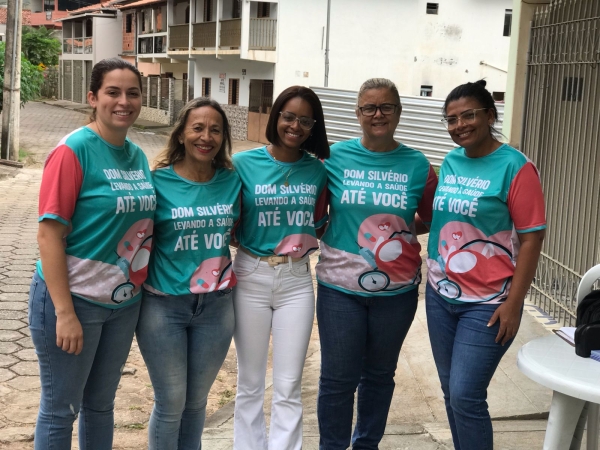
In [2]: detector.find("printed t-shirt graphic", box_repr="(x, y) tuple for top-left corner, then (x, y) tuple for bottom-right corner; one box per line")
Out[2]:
(427, 144), (546, 304)
(144, 166), (241, 295)
(316, 138), (437, 296)
(233, 147), (328, 257)
(37, 127), (156, 308)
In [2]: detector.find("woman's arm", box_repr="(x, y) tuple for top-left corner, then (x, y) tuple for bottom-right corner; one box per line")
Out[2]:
(488, 229), (545, 345)
(414, 214), (430, 235)
(38, 220), (83, 355)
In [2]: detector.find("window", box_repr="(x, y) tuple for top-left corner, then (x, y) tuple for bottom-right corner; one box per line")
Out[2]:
(141, 11), (146, 32)
(257, 2), (270, 18)
(232, 0), (241, 19)
(503, 9), (512, 37)
(562, 77), (584, 102)
(202, 77), (211, 97)
(229, 78), (239, 105)
(492, 91), (505, 102)
(204, 0), (213, 22)
(426, 3), (438, 15)
(420, 85), (433, 97)
(44, 0), (54, 12)
(125, 14), (133, 33)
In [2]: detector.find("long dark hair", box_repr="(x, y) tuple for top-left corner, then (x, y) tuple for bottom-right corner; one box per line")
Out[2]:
(154, 97), (233, 170)
(443, 80), (502, 139)
(265, 86), (330, 159)
(88, 58), (142, 123)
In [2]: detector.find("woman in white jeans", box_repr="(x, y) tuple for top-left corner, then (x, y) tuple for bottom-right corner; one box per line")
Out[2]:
(231, 86), (330, 450)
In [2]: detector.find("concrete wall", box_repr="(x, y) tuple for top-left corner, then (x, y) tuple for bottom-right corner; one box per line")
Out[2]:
(94, 15), (123, 63)
(320, 0), (512, 98)
(192, 55), (274, 106)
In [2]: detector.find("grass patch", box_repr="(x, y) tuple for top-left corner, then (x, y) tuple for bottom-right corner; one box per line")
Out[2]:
(115, 423), (146, 430)
(128, 405), (143, 411)
(433, 165), (440, 176)
(19, 148), (30, 162)
(218, 389), (235, 407)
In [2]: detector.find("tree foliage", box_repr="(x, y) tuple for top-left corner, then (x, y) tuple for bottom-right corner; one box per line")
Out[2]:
(0, 42), (45, 112)
(21, 26), (62, 67)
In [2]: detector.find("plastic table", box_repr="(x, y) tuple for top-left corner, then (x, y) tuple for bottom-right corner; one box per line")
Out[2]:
(517, 333), (600, 449)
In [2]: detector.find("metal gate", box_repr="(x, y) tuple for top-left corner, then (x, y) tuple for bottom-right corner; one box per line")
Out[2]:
(85, 61), (93, 96)
(73, 61), (84, 104)
(521, 0), (600, 325)
(63, 61), (72, 101)
(311, 87), (504, 167)
(248, 79), (273, 144)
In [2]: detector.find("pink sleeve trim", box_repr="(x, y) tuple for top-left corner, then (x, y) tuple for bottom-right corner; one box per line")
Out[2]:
(508, 162), (546, 231)
(38, 145), (83, 224)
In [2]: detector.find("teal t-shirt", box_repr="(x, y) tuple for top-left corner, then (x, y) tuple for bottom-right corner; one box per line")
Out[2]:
(144, 166), (241, 296)
(37, 127), (156, 308)
(232, 146), (328, 257)
(426, 144), (546, 304)
(316, 138), (437, 296)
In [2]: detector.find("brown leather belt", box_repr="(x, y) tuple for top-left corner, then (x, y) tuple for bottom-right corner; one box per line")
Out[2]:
(239, 247), (305, 267)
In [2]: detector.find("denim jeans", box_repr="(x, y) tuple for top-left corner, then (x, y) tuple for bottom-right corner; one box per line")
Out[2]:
(136, 289), (234, 450)
(29, 271), (141, 450)
(425, 284), (518, 450)
(316, 283), (419, 450)
(232, 250), (315, 450)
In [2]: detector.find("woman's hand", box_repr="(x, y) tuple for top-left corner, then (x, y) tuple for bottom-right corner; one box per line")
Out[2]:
(488, 301), (522, 346)
(488, 229), (545, 346)
(56, 311), (84, 355)
(38, 219), (83, 354)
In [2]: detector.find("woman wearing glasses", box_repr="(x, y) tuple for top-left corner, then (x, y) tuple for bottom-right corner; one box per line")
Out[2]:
(315, 78), (437, 449)
(426, 80), (545, 450)
(231, 86), (330, 450)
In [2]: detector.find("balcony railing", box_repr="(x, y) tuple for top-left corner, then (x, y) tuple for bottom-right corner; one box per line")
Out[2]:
(249, 18), (276, 50)
(63, 37), (93, 54)
(220, 18), (241, 48)
(192, 21), (216, 48)
(169, 24), (189, 50)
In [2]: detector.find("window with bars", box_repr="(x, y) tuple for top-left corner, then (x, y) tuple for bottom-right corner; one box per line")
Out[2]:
(232, 0), (241, 19)
(562, 77), (584, 102)
(426, 3), (438, 15)
(257, 2), (270, 18)
(204, 0), (213, 22)
(229, 78), (240, 105)
(202, 78), (211, 97)
(420, 85), (433, 97)
(503, 10), (512, 36)
(125, 14), (133, 33)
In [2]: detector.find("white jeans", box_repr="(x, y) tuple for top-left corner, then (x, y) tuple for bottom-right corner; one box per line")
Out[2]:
(232, 250), (315, 450)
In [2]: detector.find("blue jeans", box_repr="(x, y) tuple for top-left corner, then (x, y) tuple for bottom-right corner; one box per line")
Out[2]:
(29, 271), (141, 450)
(425, 284), (518, 450)
(136, 289), (234, 450)
(316, 283), (418, 450)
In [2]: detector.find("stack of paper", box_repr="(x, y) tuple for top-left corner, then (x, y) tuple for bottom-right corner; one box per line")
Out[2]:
(553, 327), (600, 362)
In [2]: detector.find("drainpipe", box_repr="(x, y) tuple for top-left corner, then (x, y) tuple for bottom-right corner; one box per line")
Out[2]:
(324, 0), (330, 87)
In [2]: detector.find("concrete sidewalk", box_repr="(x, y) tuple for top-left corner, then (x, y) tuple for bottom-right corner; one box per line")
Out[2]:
(201, 242), (564, 449)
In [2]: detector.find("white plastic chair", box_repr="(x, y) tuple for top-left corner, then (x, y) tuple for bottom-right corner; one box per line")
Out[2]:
(573, 264), (600, 449)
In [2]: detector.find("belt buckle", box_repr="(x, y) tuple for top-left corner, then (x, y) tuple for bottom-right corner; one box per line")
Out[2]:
(267, 256), (280, 267)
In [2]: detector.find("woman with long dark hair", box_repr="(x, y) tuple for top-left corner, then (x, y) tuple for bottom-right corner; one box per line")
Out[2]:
(232, 86), (330, 450)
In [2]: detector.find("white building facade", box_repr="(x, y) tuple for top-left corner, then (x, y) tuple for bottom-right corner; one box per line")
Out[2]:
(165, 0), (512, 139)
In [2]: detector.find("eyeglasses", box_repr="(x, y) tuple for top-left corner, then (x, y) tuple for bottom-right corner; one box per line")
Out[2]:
(357, 103), (399, 116)
(279, 111), (316, 130)
(441, 108), (488, 130)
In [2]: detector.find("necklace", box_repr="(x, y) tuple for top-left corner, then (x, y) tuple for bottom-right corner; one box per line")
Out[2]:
(268, 146), (294, 187)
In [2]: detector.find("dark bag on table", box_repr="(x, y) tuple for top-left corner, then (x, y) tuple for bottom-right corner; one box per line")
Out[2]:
(575, 289), (600, 357)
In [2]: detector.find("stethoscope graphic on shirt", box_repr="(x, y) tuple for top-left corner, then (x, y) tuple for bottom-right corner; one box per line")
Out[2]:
(436, 238), (514, 302)
(357, 230), (422, 293)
